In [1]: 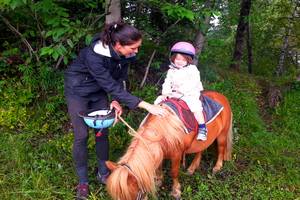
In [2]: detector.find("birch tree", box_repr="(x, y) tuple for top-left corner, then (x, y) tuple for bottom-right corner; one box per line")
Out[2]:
(105, 0), (121, 24)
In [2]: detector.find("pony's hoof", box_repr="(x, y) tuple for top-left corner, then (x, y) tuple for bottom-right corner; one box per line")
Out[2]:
(171, 194), (181, 200)
(212, 167), (221, 175)
(155, 179), (163, 187)
(171, 191), (181, 200)
(187, 169), (194, 176)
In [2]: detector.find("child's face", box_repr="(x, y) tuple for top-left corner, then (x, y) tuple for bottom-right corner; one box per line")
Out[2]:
(174, 54), (188, 68)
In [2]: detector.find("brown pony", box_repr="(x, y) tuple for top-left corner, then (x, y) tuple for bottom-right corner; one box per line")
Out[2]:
(106, 91), (233, 200)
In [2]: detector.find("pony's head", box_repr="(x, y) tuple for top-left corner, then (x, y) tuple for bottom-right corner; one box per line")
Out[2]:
(106, 161), (146, 200)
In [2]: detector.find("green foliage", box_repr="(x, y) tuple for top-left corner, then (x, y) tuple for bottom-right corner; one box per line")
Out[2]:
(35, 0), (101, 64)
(1, 0), (105, 67)
(132, 85), (159, 104)
(273, 86), (300, 135)
(0, 47), (22, 76)
(0, 131), (75, 200)
(162, 3), (195, 21)
(0, 80), (33, 129)
(0, 0), (27, 10)
(1, 0), (299, 199)
(207, 71), (266, 136)
(109, 123), (133, 159)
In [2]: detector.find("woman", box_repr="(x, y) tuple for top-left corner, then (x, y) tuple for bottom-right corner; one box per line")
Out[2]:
(64, 21), (167, 200)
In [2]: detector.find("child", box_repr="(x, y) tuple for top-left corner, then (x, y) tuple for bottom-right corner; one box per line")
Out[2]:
(155, 41), (207, 140)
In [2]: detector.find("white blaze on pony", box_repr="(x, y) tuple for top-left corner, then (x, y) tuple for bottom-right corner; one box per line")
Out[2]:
(106, 91), (233, 200)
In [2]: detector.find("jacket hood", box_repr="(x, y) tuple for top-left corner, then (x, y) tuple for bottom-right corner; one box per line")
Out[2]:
(93, 41), (112, 58)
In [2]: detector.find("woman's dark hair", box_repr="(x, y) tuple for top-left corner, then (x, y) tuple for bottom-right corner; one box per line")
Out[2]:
(170, 53), (193, 64)
(101, 21), (142, 46)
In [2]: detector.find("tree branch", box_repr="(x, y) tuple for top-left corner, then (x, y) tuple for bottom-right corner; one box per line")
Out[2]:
(55, 55), (64, 69)
(140, 50), (156, 88)
(0, 14), (40, 63)
(139, 19), (181, 89)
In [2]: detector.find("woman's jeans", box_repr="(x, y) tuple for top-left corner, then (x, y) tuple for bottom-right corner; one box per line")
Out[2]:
(65, 94), (110, 183)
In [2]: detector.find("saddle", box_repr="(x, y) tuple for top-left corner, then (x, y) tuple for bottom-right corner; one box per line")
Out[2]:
(162, 94), (224, 133)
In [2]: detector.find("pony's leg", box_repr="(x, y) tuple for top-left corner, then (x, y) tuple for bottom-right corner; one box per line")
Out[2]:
(155, 163), (163, 187)
(213, 133), (227, 174)
(187, 152), (202, 175)
(170, 155), (182, 200)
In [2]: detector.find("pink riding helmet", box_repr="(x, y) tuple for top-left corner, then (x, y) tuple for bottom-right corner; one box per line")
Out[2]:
(170, 41), (196, 58)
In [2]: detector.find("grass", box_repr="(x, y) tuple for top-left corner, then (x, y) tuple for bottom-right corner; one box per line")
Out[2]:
(0, 71), (299, 199)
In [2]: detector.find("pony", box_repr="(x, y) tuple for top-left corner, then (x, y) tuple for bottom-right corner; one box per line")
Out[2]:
(106, 91), (233, 200)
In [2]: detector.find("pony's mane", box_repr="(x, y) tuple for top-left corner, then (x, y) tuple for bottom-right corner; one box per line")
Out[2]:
(107, 111), (186, 200)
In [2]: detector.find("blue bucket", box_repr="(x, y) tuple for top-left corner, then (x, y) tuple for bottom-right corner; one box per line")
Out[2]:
(78, 109), (115, 129)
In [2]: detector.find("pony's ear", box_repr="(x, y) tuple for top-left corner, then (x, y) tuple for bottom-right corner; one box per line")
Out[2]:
(106, 161), (118, 171)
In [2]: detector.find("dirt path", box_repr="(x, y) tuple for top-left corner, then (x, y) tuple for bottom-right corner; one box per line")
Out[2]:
(256, 79), (280, 132)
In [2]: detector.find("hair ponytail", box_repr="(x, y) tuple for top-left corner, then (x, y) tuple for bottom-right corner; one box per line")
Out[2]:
(101, 21), (142, 47)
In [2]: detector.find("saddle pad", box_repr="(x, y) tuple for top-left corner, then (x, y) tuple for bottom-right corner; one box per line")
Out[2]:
(163, 95), (224, 133)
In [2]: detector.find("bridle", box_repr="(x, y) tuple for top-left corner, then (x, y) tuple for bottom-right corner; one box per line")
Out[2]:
(120, 163), (146, 200)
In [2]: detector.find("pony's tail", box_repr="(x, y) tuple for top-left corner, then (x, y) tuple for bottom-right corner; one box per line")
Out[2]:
(224, 112), (233, 161)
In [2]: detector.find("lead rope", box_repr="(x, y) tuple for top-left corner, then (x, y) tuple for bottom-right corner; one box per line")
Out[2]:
(117, 115), (152, 154)
(118, 115), (139, 135)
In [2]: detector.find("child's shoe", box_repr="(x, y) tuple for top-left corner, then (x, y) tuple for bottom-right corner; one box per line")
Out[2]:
(197, 127), (207, 141)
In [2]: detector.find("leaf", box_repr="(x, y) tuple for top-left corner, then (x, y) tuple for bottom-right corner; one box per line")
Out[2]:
(66, 39), (74, 48)
(40, 47), (53, 56)
(85, 35), (92, 45)
(52, 28), (68, 41)
(161, 3), (194, 21)
(63, 56), (68, 65)
(52, 51), (59, 60)
(10, 0), (24, 9)
(184, 11), (194, 21)
(45, 30), (53, 38)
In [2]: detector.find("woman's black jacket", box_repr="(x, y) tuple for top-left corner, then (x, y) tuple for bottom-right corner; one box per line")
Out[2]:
(64, 37), (141, 109)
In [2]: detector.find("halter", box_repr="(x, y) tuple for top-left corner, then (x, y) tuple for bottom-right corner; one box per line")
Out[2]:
(120, 163), (147, 200)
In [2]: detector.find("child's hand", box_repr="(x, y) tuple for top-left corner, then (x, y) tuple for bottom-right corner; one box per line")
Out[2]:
(161, 95), (168, 101)
(154, 95), (168, 105)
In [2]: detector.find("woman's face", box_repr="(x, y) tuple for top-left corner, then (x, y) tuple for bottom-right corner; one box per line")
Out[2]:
(114, 39), (142, 57)
(173, 53), (188, 68)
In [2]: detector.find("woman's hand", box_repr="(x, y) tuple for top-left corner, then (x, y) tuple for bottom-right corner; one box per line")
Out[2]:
(110, 100), (123, 125)
(138, 101), (168, 117)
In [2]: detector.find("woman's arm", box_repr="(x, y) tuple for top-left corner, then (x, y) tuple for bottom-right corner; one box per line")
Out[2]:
(87, 52), (141, 109)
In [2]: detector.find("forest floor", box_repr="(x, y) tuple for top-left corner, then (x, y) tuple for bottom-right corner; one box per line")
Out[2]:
(0, 72), (299, 200)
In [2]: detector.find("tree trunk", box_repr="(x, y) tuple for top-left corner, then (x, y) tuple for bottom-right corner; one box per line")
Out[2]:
(105, 0), (121, 24)
(230, 0), (252, 71)
(246, 22), (253, 74)
(193, 0), (212, 65)
(275, 3), (298, 76)
(275, 30), (290, 76)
